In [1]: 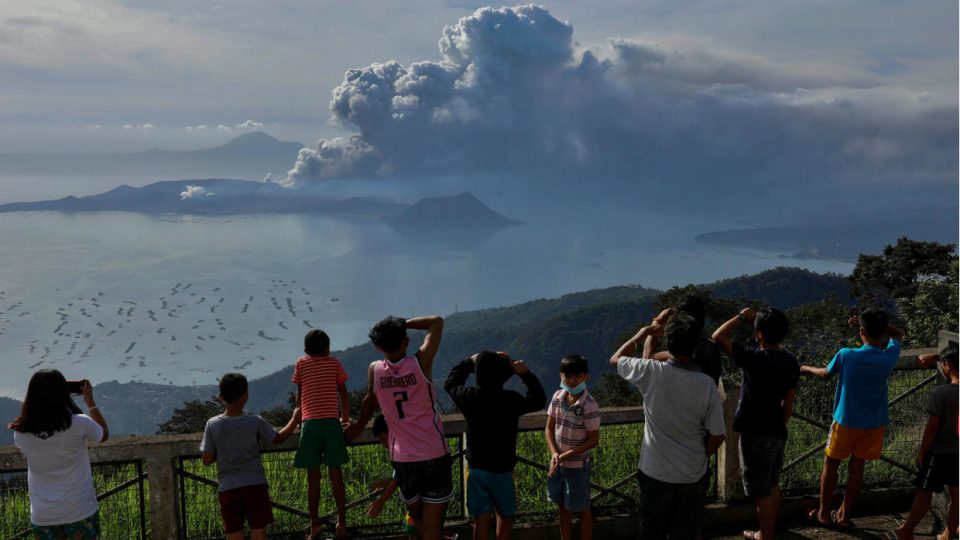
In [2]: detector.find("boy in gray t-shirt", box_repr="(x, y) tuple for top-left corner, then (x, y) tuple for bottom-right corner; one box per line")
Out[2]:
(611, 312), (726, 540)
(200, 373), (300, 540)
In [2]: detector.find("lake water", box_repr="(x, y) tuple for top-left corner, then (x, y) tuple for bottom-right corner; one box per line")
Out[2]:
(0, 175), (853, 398)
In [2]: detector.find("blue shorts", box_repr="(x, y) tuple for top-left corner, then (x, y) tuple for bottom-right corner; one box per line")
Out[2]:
(467, 467), (516, 517)
(547, 462), (591, 513)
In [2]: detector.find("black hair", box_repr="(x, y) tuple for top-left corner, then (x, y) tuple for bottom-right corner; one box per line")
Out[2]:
(858, 308), (890, 339)
(475, 351), (514, 389)
(755, 308), (789, 345)
(666, 313), (701, 357)
(559, 354), (589, 375)
(304, 329), (330, 356)
(940, 346), (958, 371)
(8, 369), (81, 438)
(219, 373), (248, 403)
(369, 316), (407, 353)
(372, 414), (388, 437)
(676, 294), (706, 332)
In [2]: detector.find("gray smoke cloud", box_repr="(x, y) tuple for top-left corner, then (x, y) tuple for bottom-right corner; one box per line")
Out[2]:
(285, 4), (956, 201)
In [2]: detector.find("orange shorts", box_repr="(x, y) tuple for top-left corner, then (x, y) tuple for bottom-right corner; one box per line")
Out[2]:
(825, 421), (884, 460)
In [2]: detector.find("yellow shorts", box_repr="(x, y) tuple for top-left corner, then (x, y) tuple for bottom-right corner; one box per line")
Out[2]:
(825, 421), (884, 460)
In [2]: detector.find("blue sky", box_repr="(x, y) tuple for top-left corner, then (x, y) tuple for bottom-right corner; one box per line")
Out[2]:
(1, 0), (956, 158)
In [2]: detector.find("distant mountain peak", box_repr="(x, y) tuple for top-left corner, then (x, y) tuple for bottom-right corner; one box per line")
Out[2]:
(220, 131), (282, 148)
(388, 192), (519, 228)
(229, 131), (277, 142)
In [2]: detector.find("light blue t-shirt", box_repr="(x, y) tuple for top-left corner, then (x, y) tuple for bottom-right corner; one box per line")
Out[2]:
(827, 340), (901, 429)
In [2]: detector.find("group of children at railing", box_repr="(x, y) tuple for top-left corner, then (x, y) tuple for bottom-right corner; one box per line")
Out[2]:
(6, 297), (958, 540)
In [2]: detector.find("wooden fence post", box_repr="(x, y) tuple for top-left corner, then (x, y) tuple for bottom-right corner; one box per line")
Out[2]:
(142, 444), (182, 539)
(716, 378), (744, 503)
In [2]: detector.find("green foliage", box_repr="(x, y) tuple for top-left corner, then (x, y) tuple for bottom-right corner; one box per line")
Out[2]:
(653, 285), (748, 328)
(784, 296), (858, 366)
(348, 388), (366, 419)
(849, 237), (958, 347)
(708, 267), (852, 309)
(591, 373), (641, 407)
(156, 398), (221, 435)
(260, 392), (297, 426)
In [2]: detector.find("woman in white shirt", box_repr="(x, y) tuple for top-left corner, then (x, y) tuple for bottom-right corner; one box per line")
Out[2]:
(8, 369), (109, 540)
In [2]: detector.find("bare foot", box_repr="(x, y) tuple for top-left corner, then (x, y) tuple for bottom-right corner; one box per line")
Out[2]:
(892, 522), (913, 540)
(808, 509), (830, 526)
(742, 531), (763, 540)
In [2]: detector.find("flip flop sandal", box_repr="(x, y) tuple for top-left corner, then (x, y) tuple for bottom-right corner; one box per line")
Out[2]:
(830, 510), (855, 530)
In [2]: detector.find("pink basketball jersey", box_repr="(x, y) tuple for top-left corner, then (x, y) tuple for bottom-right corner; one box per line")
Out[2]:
(373, 355), (448, 462)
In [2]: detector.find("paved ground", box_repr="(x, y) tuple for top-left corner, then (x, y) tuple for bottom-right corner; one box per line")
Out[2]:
(712, 511), (946, 540)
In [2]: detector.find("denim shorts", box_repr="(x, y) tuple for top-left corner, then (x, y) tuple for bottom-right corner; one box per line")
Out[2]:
(738, 433), (786, 497)
(467, 467), (516, 517)
(547, 462), (591, 513)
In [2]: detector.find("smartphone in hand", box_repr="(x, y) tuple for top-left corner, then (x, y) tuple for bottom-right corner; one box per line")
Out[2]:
(67, 380), (86, 395)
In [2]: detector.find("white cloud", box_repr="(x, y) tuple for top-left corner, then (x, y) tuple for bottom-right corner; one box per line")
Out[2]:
(284, 4), (956, 199)
(122, 123), (157, 131)
(235, 120), (264, 130)
(179, 185), (208, 199)
(217, 124), (231, 131)
(185, 124), (209, 132)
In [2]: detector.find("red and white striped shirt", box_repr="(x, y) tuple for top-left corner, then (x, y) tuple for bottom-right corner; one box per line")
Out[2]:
(547, 389), (601, 468)
(292, 355), (348, 420)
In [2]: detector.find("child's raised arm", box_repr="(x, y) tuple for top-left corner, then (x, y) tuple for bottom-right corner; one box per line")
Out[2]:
(273, 407), (301, 444)
(514, 360), (547, 413)
(886, 323), (905, 342)
(712, 307), (755, 356)
(408, 315), (444, 377)
(610, 323), (663, 366)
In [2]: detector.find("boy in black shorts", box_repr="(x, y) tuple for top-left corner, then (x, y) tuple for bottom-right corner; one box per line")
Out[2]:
(894, 346), (958, 540)
(713, 307), (799, 540)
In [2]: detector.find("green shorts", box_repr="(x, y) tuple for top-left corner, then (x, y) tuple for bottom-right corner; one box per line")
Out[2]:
(31, 512), (100, 540)
(294, 418), (349, 468)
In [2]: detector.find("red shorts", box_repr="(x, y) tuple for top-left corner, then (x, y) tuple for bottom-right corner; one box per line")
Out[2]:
(218, 484), (274, 533)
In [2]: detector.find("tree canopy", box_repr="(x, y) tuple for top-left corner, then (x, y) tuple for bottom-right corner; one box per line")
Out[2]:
(156, 398), (222, 435)
(850, 237), (957, 346)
